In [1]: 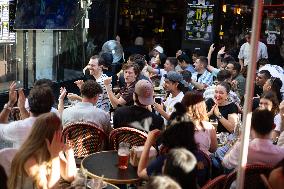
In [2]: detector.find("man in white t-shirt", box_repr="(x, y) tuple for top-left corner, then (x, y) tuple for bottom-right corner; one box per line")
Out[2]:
(154, 71), (185, 122)
(238, 32), (268, 69)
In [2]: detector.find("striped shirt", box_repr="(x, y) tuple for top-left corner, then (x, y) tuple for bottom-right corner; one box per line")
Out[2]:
(191, 69), (214, 87)
(96, 73), (111, 112)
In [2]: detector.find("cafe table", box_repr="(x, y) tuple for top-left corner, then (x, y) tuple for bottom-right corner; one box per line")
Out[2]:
(81, 151), (140, 185)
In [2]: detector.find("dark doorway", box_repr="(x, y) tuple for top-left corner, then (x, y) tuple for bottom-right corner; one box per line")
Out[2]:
(117, 0), (186, 56)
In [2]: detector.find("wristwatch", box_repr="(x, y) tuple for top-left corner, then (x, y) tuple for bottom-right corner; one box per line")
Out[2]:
(3, 103), (12, 111)
(217, 113), (223, 120)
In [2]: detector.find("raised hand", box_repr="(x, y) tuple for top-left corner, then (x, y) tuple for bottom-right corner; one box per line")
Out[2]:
(213, 105), (221, 116)
(208, 104), (216, 116)
(17, 88), (26, 108)
(218, 46), (226, 55)
(153, 102), (164, 113)
(74, 80), (84, 90)
(103, 77), (112, 86)
(59, 87), (67, 101)
(46, 130), (64, 158)
(231, 80), (239, 90)
(67, 93), (81, 101)
(145, 129), (161, 147)
(209, 43), (215, 54)
(8, 81), (17, 107)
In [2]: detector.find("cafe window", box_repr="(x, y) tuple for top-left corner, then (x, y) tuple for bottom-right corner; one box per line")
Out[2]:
(0, 0), (86, 93)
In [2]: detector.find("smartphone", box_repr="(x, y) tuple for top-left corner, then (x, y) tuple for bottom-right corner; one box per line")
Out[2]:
(154, 97), (162, 104)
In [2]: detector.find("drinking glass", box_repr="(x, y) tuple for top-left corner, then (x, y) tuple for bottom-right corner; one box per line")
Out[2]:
(210, 118), (218, 129)
(118, 142), (130, 169)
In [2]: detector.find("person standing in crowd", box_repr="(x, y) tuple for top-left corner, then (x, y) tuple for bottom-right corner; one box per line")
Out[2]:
(61, 80), (112, 135)
(0, 83), (54, 148)
(113, 79), (164, 132)
(124, 36), (147, 60)
(153, 71), (185, 121)
(206, 82), (238, 133)
(104, 62), (140, 108)
(190, 56), (213, 90)
(238, 31), (268, 70)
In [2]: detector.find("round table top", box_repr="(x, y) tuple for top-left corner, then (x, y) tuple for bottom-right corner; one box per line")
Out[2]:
(81, 151), (140, 185)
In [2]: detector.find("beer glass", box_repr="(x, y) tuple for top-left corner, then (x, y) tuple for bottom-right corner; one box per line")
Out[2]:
(118, 142), (130, 169)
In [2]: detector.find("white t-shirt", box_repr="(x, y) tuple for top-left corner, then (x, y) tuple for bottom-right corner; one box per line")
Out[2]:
(238, 41), (268, 66)
(0, 117), (37, 148)
(164, 92), (184, 116)
(274, 113), (282, 132)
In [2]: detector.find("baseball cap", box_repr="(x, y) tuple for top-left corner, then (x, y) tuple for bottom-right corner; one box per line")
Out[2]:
(164, 71), (183, 82)
(135, 79), (154, 106)
(154, 45), (164, 53)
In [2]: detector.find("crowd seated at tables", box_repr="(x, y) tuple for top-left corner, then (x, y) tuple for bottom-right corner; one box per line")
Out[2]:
(1, 38), (284, 189)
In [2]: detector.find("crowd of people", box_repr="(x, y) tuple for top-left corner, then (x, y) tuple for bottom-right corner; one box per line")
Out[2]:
(0, 32), (284, 189)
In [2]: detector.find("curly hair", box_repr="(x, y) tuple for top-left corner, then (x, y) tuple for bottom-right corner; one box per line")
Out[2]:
(122, 62), (141, 76)
(28, 86), (54, 116)
(80, 80), (103, 99)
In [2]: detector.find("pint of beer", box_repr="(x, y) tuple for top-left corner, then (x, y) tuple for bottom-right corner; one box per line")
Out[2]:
(118, 142), (130, 169)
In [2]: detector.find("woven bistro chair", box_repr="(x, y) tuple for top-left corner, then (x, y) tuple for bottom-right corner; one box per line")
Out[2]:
(109, 127), (148, 150)
(63, 122), (107, 158)
(201, 174), (227, 189)
(223, 164), (273, 189)
(196, 150), (213, 187)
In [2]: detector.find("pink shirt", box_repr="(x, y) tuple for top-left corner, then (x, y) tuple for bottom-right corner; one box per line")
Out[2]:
(194, 121), (214, 155)
(223, 138), (284, 170)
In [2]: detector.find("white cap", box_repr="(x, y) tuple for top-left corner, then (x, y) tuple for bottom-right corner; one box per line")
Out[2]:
(154, 45), (164, 53)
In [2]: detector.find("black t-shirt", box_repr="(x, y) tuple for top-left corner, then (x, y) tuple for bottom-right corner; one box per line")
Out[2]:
(113, 105), (164, 132)
(252, 97), (260, 111)
(254, 84), (263, 97)
(206, 98), (238, 133)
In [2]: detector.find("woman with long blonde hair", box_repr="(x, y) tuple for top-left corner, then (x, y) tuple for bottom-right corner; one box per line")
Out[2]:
(181, 91), (217, 155)
(8, 112), (76, 189)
